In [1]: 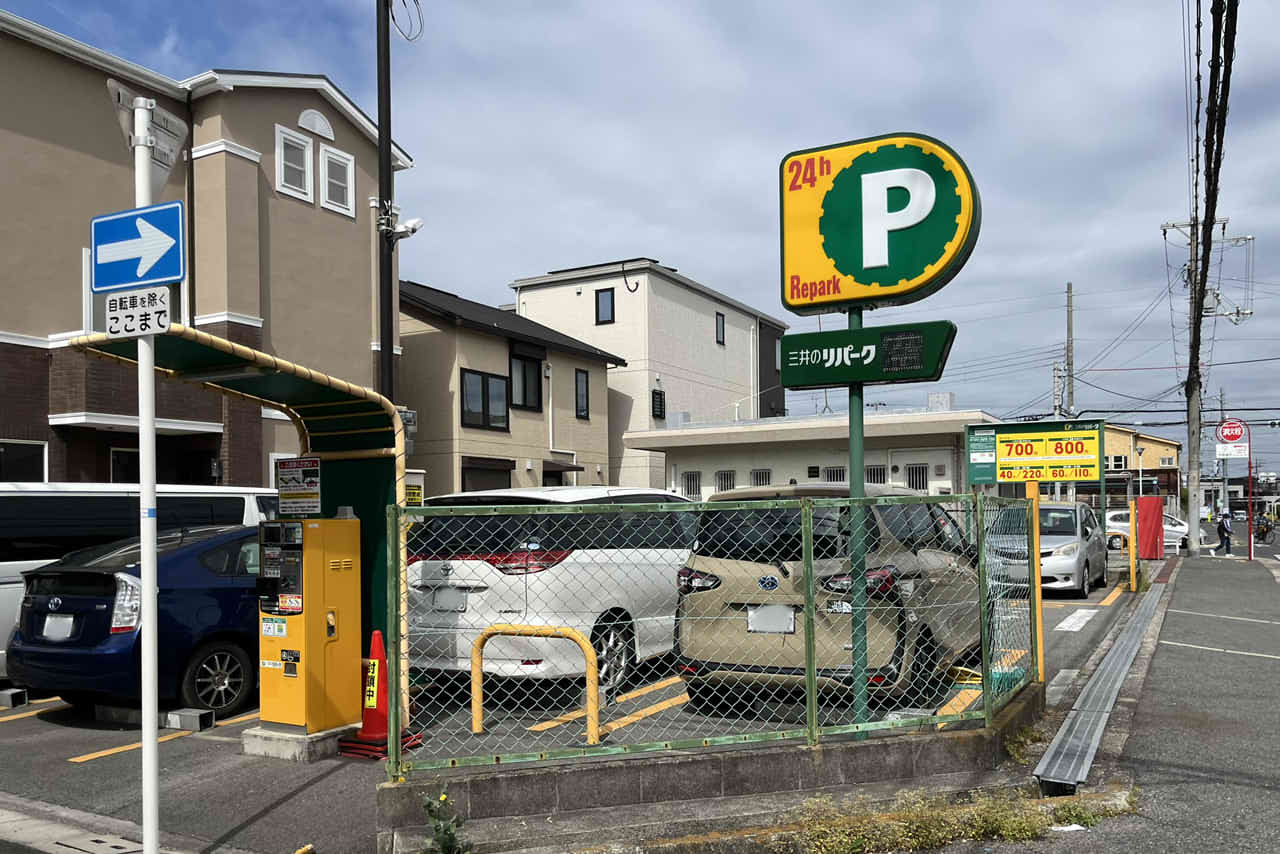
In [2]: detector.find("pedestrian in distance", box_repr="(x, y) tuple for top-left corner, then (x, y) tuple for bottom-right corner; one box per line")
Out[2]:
(1217, 513), (1233, 557)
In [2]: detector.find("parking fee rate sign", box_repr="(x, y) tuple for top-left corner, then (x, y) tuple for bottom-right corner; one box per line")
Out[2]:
(780, 133), (981, 315)
(967, 421), (1105, 486)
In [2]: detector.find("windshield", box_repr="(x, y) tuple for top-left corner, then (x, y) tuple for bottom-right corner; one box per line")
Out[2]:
(1039, 508), (1078, 537)
(878, 503), (970, 553)
(39, 525), (239, 570)
(695, 506), (849, 561)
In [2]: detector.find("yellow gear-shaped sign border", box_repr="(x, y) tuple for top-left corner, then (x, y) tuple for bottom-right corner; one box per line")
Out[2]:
(780, 132), (982, 315)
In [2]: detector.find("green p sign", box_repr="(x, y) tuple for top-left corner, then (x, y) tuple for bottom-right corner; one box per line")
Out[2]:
(781, 133), (981, 315)
(780, 321), (956, 389)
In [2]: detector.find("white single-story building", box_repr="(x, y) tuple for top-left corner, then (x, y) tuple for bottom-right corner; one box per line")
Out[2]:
(624, 409), (1000, 499)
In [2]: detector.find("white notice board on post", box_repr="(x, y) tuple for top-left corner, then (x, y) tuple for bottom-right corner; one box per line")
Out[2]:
(275, 457), (321, 516)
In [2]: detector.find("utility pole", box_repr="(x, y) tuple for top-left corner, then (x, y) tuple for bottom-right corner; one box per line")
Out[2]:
(1052, 363), (1063, 500)
(1220, 388), (1227, 515)
(1065, 282), (1074, 415)
(376, 0), (395, 401)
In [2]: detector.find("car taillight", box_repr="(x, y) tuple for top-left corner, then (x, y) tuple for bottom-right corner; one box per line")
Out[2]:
(821, 567), (897, 595)
(677, 567), (721, 595)
(111, 572), (141, 634)
(484, 550), (571, 574)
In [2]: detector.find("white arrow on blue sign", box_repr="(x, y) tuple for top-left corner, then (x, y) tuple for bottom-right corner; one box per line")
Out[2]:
(90, 200), (185, 293)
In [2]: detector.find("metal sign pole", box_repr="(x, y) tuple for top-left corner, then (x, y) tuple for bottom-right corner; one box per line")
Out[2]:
(846, 307), (869, 737)
(131, 95), (160, 854)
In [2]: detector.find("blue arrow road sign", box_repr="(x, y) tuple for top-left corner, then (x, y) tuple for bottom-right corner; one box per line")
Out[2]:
(90, 200), (185, 293)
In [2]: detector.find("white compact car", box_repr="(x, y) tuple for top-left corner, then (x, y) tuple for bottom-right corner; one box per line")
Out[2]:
(1104, 509), (1193, 551)
(407, 486), (691, 694)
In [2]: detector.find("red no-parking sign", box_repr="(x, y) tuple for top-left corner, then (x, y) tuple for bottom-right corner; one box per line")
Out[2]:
(1217, 419), (1246, 444)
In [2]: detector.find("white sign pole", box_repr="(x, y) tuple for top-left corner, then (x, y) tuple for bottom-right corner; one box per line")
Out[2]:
(131, 95), (160, 854)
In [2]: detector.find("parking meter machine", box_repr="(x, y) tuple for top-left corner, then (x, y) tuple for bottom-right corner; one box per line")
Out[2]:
(257, 517), (361, 733)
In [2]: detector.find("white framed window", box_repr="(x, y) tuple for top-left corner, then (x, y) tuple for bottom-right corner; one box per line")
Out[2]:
(750, 468), (771, 487)
(0, 439), (48, 482)
(1106, 455), (1129, 471)
(318, 144), (356, 217)
(274, 124), (313, 203)
(822, 465), (846, 483)
(865, 464), (887, 484)
(1160, 456), (1175, 467)
(714, 470), (736, 492)
(682, 471), (702, 499)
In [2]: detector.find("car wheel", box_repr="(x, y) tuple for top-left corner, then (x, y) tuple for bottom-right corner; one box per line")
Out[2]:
(1075, 564), (1090, 599)
(181, 641), (254, 717)
(906, 631), (945, 707)
(591, 615), (635, 698)
(59, 691), (99, 712)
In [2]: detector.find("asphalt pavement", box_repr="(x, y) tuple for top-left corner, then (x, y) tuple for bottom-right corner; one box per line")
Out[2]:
(939, 551), (1280, 853)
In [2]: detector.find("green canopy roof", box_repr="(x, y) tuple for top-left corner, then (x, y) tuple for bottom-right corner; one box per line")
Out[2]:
(71, 324), (401, 455)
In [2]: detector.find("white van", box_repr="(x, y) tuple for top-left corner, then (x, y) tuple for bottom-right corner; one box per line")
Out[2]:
(407, 486), (691, 694)
(0, 482), (278, 682)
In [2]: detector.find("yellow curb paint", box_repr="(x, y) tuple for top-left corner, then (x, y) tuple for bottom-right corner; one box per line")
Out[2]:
(600, 693), (690, 735)
(215, 712), (260, 727)
(68, 730), (190, 763)
(0, 703), (69, 724)
(527, 676), (684, 732)
(1099, 585), (1125, 608)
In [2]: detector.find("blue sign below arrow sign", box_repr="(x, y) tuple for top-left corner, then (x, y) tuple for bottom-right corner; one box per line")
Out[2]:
(90, 200), (185, 293)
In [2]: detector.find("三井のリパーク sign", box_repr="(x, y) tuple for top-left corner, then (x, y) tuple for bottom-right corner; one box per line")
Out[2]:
(780, 133), (980, 315)
(780, 321), (956, 389)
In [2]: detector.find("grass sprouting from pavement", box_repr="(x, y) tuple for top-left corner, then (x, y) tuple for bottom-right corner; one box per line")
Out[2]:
(773, 790), (1130, 854)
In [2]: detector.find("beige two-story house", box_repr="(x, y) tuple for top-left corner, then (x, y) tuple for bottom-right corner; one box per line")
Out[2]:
(0, 11), (411, 486)
(399, 282), (621, 497)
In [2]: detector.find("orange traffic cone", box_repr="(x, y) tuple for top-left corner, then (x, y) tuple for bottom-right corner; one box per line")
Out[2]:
(339, 630), (422, 758)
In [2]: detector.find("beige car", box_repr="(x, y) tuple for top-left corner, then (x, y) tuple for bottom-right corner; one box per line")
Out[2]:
(676, 483), (979, 711)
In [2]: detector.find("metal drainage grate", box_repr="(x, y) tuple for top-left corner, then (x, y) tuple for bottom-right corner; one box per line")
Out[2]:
(55, 834), (142, 853)
(1034, 585), (1164, 794)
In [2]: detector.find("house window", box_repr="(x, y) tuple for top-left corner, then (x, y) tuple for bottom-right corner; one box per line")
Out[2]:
(318, 144), (355, 217)
(595, 288), (615, 325)
(110, 448), (140, 483)
(865, 464), (887, 484)
(807, 465), (820, 479)
(715, 312), (725, 345)
(1160, 456), (1175, 467)
(575, 369), (590, 419)
(714, 470), (736, 492)
(1107, 455), (1129, 471)
(682, 471), (702, 498)
(274, 124), (313, 203)
(823, 465), (846, 483)
(0, 440), (47, 482)
(905, 463), (929, 491)
(750, 468), (771, 487)
(460, 368), (509, 431)
(509, 355), (542, 411)
(651, 389), (666, 420)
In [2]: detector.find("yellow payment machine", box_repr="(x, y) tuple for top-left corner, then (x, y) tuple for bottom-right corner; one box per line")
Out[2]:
(257, 517), (362, 733)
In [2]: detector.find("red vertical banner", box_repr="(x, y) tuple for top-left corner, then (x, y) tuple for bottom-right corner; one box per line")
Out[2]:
(1136, 496), (1164, 560)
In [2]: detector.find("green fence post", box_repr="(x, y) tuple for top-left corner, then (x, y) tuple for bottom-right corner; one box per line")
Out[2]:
(800, 499), (819, 747)
(847, 309), (869, 741)
(1024, 498), (1041, 685)
(386, 502), (402, 781)
(972, 493), (994, 727)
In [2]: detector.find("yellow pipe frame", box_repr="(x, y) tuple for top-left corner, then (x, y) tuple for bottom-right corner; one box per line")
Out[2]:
(1025, 481), (1045, 683)
(1128, 499), (1138, 592)
(470, 624), (600, 746)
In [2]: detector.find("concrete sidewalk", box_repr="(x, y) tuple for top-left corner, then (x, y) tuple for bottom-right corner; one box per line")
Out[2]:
(939, 553), (1280, 853)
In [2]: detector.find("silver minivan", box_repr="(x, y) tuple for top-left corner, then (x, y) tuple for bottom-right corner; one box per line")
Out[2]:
(1, 482), (278, 683)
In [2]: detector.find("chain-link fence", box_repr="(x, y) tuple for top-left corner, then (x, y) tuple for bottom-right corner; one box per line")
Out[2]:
(386, 493), (1035, 776)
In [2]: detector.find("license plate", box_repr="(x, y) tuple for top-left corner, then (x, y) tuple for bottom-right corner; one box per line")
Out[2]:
(432, 587), (467, 612)
(747, 604), (795, 634)
(42, 614), (74, 641)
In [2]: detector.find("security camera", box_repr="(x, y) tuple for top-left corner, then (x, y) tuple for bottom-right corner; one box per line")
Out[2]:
(391, 217), (424, 240)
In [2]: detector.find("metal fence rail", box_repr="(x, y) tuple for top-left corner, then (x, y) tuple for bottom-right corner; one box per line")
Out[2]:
(386, 493), (1035, 777)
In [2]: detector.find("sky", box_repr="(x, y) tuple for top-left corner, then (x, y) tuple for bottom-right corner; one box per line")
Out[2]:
(13, 1), (1280, 472)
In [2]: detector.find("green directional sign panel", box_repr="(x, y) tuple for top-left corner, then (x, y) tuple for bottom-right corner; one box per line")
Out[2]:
(780, 320), (956, 390)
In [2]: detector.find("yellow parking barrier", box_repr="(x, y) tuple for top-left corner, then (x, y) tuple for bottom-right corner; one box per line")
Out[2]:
(471, 624), (600, 745)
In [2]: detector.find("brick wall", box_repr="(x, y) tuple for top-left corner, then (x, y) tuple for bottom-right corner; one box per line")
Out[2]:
(0, 342), (50, 442)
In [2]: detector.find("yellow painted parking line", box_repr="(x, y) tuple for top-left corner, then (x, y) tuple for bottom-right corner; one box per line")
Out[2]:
(527, 676), (684, 732)
(937, 688), (982, 716)
(1099, 585), (1125, 607)
(0, 703), (69, 723)
(30, 697), (63, 705)
(68, 730), (190, 763)
(600, 693), (690, 735)
(215, 711), (259, 727)
(994, 649), (1029, 669)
